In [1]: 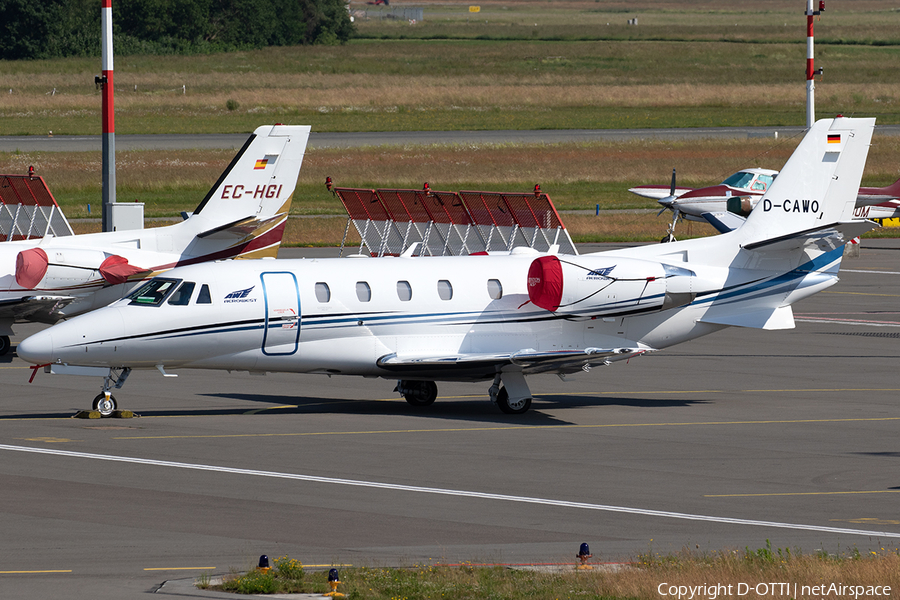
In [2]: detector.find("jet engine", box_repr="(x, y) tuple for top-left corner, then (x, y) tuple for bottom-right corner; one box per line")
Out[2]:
(527, 255), (698, 317)
(15, 247), (145, 290)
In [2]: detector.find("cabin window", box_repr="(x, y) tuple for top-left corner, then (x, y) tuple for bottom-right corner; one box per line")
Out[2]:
(128, 278), (180, 307)
(356, 281), (371, 302)
(315, 282), (331, 303)
(197, 284), (212, 304)
(487, 279), (503, 300)
(437, 279), (453, 301)
(397, 280), (412, 302)
(167, 281), (195, 306)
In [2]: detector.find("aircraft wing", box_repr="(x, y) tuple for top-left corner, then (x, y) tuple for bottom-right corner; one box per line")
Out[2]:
(0, 295), (76, 323)
(627, 184), (693, 200)
(376, 347), (650, 378)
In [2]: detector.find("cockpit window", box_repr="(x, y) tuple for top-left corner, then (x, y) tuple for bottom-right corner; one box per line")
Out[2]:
(128, 278), (180, 306)
(168, 281), (195, 306)
(721, 171), (755, 189)
(754, 174), (775, 191)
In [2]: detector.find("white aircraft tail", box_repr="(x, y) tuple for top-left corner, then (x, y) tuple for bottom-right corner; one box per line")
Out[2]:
(735, 116), (876, 251)
(693, 117), (877, 330)
(176, 124), (311, 260)
(604, 117), (878, 331)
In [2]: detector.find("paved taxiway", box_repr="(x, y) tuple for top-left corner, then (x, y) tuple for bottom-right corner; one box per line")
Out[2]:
(1, 241), (900, 599)
(3, 125), (900, 153)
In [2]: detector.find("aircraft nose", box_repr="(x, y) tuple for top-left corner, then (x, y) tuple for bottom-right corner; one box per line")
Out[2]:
(16, 329), (54, 364)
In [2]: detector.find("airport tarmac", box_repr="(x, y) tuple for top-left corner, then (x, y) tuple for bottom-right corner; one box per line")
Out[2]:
(1, 241), (899, 599)
(2, 125), (900, 152)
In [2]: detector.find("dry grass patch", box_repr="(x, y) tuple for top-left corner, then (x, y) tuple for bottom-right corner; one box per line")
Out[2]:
(7, 136), (899, 242)
(215, 546), (900, 600)
(283, 216), (361, 247)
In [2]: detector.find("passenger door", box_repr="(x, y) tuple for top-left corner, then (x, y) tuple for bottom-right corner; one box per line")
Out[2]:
(260, 272), (300, 355)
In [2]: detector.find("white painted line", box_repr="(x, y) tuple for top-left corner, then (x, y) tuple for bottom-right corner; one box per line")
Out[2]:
(2, 444), (899, 539)
(841, 269), (900, 275)
(795, 317), (900, 327)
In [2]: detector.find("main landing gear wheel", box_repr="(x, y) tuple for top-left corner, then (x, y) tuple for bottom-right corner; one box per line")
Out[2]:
(92, 393), (118, 417)
(496, 386), (532, 415)
(0, 335), (10, 356)
(397, 380), (438, 407)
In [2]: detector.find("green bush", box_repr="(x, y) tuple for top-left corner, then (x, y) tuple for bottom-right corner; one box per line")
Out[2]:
(222, 568), (277, 594)
(274, 556), (305, 582)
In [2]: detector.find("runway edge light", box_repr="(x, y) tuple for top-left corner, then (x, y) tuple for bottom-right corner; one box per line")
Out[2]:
(258, 554), (271, 573)
(577, 543), (593, 570)
(326, 568), (345, 597)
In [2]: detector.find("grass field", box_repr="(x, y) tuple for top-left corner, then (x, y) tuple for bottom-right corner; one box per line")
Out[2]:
(1, 1), (898, 242)
(6, 133), (898, 244)
(1, 2), (899, 134)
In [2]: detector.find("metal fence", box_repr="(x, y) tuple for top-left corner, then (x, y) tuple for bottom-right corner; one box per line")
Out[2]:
(334, 186), (577, 257)
(0, 174), (74, 241)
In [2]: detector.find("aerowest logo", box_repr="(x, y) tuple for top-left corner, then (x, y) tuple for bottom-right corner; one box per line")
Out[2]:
(224, 285), (257, 303)
(586, 266), (615, 280)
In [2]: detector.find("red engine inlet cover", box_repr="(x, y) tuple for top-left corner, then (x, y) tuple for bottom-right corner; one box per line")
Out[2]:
(99, 254), (145, 285)
(527, 255), (564, 312)
(15, 247), (49, 289)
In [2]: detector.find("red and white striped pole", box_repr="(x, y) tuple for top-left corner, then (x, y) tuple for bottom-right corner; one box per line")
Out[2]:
(100, 0), (116, 231)
(806, 0), (823, 129)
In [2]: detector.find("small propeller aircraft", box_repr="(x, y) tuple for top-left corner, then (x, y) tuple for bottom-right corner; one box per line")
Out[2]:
(631, 167), (900, 241)
(18, 117), (877, 416)
(0, 125), (310, 356)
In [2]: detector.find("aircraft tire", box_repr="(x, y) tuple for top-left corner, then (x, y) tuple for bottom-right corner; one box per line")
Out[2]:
(496, 387), (531, 415)
(0, 335), (9, 356)
(401, 380), (437, 407)
(92, 393), (118, 417)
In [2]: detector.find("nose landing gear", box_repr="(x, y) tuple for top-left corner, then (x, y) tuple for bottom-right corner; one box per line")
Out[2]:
(91, 367), (131, 417)
(92, 392), (118, 417)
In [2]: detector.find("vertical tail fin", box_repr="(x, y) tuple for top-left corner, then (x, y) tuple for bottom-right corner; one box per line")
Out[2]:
(739, 117), (875, 246)
(182, 125), (310, 259)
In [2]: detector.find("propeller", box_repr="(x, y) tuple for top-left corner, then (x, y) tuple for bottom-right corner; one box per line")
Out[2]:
(657, 168), (677, 216)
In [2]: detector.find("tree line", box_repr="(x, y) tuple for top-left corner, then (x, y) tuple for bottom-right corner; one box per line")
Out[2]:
(0, 0), (354, 60)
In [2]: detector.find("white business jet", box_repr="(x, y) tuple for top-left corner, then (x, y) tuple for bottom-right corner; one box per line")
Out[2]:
(0, 124), (310, 356)
(18, 118), (876, 416)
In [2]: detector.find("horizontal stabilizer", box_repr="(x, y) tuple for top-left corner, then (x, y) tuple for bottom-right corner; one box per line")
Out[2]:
(196, 213), (285, 239)
(702, 211), (746, 234)
(856, 176), (900, 206)
(700, 305), (794, 330)
(742, 220), (878, 252)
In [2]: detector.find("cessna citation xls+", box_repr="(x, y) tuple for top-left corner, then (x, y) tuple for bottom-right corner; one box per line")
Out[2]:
(0, 124), (310, 356)
(18, 117), (877, 415)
